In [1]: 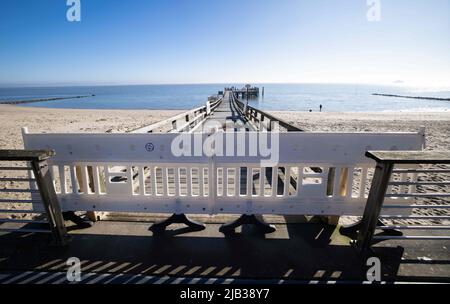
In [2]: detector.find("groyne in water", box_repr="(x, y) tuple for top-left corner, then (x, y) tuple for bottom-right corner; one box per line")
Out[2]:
(0, 94), (94, 105)
(373, 93), (450, 101)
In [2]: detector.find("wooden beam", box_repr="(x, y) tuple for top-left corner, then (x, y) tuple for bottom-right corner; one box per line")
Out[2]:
(366, 151), (450, 164)
(31, 159), (69, 246)
(356, 162), (394, 251)
(0, 149), (55, 161)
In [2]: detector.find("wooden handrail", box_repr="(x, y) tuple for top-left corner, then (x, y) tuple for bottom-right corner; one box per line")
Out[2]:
(0, 149), (69, 246)
(0, 149), (55, 161)
(355, 150), (450, 251)
(232, 94), (303, 132)
(130, 97), (223, 133)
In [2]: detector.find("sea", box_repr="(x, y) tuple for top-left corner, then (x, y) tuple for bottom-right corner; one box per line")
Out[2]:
(0, 84), (449, 112)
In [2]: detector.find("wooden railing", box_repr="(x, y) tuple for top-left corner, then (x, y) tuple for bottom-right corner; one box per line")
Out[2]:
(355, 151), (450, 251)
(0, 150), (68, 246)
(232, 95), (303, 132)
(130, 98), (223, 133)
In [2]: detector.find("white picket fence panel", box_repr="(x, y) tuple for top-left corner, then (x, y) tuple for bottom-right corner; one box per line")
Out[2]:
(22, 128), (425, 216)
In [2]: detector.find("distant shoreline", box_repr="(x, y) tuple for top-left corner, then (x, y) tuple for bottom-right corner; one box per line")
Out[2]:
(0, 95), (94, 105)
(373, 93), (450, 101)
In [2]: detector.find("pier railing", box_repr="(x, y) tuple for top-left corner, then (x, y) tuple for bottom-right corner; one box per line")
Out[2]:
(355, 151), (450, 251)
(131, 97), (222, 133)
(232, 95), (302, 132)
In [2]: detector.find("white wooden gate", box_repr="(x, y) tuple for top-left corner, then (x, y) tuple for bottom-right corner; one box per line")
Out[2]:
(22, 127), (425, 216)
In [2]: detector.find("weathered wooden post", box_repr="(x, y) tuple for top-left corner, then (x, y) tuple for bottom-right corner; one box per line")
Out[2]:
(355, 154), (394, 251)
(0, 150), (69, 246)
(30, 155), (69, 246)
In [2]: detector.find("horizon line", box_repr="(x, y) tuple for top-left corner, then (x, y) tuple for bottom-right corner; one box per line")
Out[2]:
(1, 81), (448, 90)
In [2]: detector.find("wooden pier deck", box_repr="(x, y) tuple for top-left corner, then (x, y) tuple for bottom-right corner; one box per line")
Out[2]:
(196, 90), (257, 132)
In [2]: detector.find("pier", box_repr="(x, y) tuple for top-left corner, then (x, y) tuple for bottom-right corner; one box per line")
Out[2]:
(198, 91), (256, 131)
(226, 84), (260, 99)
(132, 86), (300, 134)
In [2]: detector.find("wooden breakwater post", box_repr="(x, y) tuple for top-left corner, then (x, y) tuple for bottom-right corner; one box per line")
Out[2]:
(0, 95), (95, 105)
(373, 93), (450, 101)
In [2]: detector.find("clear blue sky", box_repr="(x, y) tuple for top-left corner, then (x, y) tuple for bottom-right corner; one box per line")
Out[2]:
(0, 0), (449, 87)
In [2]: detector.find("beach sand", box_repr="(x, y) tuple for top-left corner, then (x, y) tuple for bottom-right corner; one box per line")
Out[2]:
(1, 105), (449, 226)
(2, 105), (449, 149)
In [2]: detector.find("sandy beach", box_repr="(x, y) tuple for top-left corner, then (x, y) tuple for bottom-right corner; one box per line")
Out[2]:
(1, 105), (449, 149)
(1, 105), (449, 225)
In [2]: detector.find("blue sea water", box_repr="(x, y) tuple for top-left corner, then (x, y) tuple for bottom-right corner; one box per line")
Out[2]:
(0, 84), (449, 112)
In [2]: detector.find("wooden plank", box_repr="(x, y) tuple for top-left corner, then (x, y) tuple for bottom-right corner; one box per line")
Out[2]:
(130, 105), (207, 133)
(376, 225), (450, 230)
(389, 181), (450, 186)
(30, 159), (69, 245)
(385, 193), (450, 198)
(0, 189), (39, 193)
(0, 177), (35, 182)
(0, 218), (48, 224)
(373, 236), (450, 240)
(0, 199), (41, 203)
(0, 209), (41, 213)
(383, 204), (450, 209)
(0, 167), (33, 171)
(0, 150), (55, 161)
(393, 169), (450, 173)
(0, 228), (51, 233)
(366, 151), (450, 164)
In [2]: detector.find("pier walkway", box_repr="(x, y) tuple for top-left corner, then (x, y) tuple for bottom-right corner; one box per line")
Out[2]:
(194, 91), (257, 132)
(131, 88), (293, 134)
